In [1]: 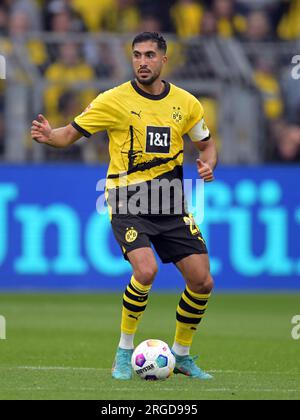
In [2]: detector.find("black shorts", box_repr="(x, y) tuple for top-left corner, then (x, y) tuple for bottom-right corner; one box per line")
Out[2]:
(110, 213), (208, 264)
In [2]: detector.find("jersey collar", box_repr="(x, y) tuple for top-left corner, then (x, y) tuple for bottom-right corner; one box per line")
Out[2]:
(131, 80), (170, 100)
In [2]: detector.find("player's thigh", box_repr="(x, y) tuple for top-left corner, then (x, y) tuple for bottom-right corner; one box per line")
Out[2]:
(111, 214), (158, 284)
(150, 214), (207, 264)
(111, 214), (151, 257)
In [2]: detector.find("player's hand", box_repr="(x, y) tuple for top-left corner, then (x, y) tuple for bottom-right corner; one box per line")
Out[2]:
(197, 159), (214, 182)
(31, 114), (52, 143)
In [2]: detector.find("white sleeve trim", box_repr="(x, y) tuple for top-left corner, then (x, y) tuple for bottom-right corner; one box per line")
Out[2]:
(188, 118), (210, 142)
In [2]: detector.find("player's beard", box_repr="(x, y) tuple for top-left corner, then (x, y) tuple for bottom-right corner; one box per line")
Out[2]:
(135, 71), (160, 86)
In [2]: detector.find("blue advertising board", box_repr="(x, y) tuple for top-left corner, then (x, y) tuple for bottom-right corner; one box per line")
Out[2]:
(0, 165), (299, 290)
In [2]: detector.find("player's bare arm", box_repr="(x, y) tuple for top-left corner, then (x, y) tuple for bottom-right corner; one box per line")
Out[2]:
(194, 137), (218, 182)
(31, 114), (82, 148)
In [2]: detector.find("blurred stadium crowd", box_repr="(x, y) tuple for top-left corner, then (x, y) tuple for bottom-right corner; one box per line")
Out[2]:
(0, 0), (300, 163)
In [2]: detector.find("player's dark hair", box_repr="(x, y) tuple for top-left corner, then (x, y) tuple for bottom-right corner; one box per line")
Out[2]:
(132, 32), (167, 53)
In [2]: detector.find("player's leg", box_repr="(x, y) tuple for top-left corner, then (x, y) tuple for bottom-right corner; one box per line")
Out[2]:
(173, 253), (213, 352)
(112, 247), (158, 380)
(172, 253), (214, 379)
(119, 247), (158, 349)
(150, 214), (213, 379)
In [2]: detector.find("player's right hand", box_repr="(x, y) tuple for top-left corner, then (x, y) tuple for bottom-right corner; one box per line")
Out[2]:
(196, 159), (215, 182)
(31, 114), (52, 143)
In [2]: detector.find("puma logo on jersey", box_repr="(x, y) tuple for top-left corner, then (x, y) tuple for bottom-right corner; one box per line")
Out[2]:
(131, 110), (142, 119)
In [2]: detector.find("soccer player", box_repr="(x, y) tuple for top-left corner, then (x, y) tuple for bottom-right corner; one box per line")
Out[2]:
(31, 32), (217, 380)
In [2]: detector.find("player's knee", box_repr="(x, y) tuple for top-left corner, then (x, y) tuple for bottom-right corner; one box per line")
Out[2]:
(189, 273), (214, 294)
(203, 274), (214, 294)
(134, 264), (158, 286)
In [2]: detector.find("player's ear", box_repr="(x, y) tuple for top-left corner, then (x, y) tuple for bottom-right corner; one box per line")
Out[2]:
(162, 55), (168, 65)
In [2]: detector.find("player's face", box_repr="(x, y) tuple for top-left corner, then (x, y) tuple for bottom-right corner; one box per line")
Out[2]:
(132, 41), (167, 86)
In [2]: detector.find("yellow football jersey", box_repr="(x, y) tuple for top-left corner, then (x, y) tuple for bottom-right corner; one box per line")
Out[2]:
(73, 80), (206, 191)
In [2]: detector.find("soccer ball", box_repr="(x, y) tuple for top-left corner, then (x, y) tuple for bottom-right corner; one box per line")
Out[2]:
(131, 339), (175, 380)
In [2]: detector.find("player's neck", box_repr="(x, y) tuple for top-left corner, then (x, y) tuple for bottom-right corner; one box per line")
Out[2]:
(135, 79), (165, 97)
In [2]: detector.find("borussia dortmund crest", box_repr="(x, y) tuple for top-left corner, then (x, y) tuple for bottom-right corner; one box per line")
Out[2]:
(172, 107), (183, 123)
(125, 227), (138, 243)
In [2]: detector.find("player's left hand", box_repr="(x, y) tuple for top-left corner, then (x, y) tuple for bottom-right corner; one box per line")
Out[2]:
(197, 159), (215, 182)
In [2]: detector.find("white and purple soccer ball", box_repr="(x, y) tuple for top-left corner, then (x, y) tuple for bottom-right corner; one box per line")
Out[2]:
(131, 339), (175, 380)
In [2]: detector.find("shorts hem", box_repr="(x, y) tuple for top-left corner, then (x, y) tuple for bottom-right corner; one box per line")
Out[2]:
(161, 250), (208, 264)
(122, 245), (153, 261)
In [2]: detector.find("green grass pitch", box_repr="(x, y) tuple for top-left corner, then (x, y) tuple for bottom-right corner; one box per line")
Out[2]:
(0, 292), (299, 400)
